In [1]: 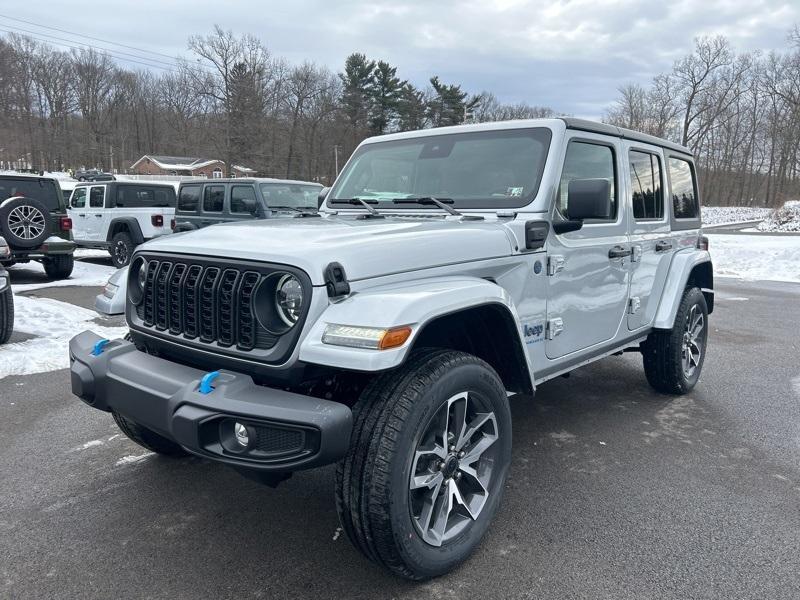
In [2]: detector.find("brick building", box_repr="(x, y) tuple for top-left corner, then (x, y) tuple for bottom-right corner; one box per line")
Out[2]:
(129, 155), (255, 178)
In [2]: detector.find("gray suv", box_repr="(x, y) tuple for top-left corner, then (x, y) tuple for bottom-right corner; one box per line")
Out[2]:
(173, 178), (322, 232)
(69, 118), (712, 580)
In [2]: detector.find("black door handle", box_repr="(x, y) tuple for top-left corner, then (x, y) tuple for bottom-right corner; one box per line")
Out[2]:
(608, 246), (632, 259)
(655, 240), (673, 252)
(94, 214), (103, 217)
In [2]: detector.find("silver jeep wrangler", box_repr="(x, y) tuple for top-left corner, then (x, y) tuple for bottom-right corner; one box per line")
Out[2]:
(69, 118), (713, 580)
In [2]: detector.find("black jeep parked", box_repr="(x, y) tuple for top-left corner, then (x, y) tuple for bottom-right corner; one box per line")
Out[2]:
(0, 175), (76, 280)
(0, 259), (12, 344)
(173, 178), (322, 232)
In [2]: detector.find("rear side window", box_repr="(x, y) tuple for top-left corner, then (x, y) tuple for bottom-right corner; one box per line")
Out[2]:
(203, 185), (225, 212)
(178, 185), (200, 212)
(116, 186), (176, 208)
(71, 187), (87, 209)
(89, 186), (105, 208)
(557, 141), (616, 220)
(0, 177), (62, 211)
(668, 158), (699, 219)
(230, 185), (256, 213)
(629, 151), (664, 220)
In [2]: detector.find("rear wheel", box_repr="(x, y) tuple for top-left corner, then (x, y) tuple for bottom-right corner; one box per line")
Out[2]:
(0, 287), (14, 344)
(112, 412), (189, 456)
(335, 349), (512, 580)
(641, 286), (708, 394)
(42, 254), (74, 280)
(110, 231), (134, 268)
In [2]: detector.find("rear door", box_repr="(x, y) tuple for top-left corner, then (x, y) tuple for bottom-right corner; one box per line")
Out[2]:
(200, 184), (228, 228)
(545, 134), (631, 359)
(626, 145), (673, 330)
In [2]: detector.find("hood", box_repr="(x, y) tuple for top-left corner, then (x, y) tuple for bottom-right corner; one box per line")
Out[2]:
(140, 215), (515, 285)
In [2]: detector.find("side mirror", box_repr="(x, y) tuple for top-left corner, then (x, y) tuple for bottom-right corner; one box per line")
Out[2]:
(318, 187), (330, 209)
(566, 179), (612, 220)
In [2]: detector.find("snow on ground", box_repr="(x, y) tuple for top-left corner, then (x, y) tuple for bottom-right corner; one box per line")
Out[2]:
(709, 234), (800, 283)
(0, 295), (127, 378)
(757, 203), (800, 233)
(701, 206), (772, 227)
(9, 251), (117, 292)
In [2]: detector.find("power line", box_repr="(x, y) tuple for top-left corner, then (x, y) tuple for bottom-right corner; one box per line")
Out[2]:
(0, 21), (184, 71)
(0, 27), (180, 73)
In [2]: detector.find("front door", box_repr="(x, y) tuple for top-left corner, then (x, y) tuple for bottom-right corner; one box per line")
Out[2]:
(85, 185), (107, 241)
(625, 145), (674, 330)
(68, 187), (89, 241)
(545, 135), (631, 359)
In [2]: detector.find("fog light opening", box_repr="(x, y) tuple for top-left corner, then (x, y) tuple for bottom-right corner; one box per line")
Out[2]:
(234, 422), (250, 448)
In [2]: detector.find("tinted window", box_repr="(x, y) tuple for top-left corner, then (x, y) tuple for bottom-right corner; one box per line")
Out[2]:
(629, 151), (664, 220)
(669, 158), (698, 219)
(558, 142), (616, 219)
(116, 185), (175, 208)
(230, 186), (257, 213)
(203, 185), (225, 212)
(329, 128), (552, 208)
(89, 186), (105, 208)
(0, 177), (62, 211)
(178, 185), (200, 212)
(71, 187), (87, 209)
(260, 183), (321, 210)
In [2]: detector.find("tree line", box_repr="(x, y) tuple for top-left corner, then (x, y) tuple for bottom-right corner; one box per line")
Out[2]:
(0, 26), (553, 184)
(606, 29), (800, 207)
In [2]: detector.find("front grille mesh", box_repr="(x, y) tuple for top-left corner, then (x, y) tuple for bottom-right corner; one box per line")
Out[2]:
(137, 258), (278, 351)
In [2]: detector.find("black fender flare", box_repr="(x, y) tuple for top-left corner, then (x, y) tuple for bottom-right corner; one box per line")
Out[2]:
(107, 218), (144, 245)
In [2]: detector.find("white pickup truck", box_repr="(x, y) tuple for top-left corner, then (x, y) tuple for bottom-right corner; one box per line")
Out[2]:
(68, 181), (177, 267)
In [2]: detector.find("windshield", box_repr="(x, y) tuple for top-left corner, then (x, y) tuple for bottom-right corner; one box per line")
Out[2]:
(329, 128), (552, 209)
(0, 177), (63, 212)
(260, 183), (321, 210)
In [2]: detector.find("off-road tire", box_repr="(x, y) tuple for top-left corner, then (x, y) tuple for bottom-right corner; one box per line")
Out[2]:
(335, 348), (512, 580)
(110, 231), (134, 268)
(0, 287), (13, 345)
(0, 196), (51, 249)
(42, 254), (74, 280)
(112, 412), (189, 456)
(641, 286), (708, 395)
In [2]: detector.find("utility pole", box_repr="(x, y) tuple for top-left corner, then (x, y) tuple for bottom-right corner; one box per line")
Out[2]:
(110, 144), (114, 173)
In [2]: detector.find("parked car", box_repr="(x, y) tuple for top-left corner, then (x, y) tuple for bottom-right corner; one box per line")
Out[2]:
(94, 265), (127, 316)
(68, 181), (177, 267)
(0, 174), (76, 279)
(0, 238), (13, 344)
(173, 178), (322, 232)
(74, 169), (114, 182)
(69, 118), (713, 580)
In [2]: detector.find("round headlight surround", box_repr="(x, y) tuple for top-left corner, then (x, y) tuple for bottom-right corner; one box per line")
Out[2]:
(275, 273), (304, 327)
(128, 257), (147, 305)
(253, 271), (307, 335)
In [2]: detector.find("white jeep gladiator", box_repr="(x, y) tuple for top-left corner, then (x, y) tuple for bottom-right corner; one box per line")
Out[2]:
(69, 118), (713, 580)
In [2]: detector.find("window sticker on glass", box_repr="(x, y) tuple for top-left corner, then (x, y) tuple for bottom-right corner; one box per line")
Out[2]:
(506, 187), (524, 197)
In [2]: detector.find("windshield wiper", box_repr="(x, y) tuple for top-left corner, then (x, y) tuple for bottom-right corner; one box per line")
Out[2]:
(269, 205), (319, 217)
(392, 197), (483, 220)
(328, 198), (384, 218)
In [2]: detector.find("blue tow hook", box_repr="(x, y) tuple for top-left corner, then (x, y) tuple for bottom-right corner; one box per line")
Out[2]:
(199, 371), (221, 394)
(91, 339), (111, 356)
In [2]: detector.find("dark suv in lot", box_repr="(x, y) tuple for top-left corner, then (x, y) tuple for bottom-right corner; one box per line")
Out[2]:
(173, 178), (322, 232)
(0, 174), (75, 279)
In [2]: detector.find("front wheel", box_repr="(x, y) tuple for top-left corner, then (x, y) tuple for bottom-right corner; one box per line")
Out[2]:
(335, 349), (512, 580)
(112, 412), (189, 456)
(641, 286), (708, 394)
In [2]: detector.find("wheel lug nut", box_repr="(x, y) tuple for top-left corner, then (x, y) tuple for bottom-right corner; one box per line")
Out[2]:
(458, 451), (465, 458)
(439, 462), (446, 471)
(455, 472), (461, 480)
(449, 445), (455, 452)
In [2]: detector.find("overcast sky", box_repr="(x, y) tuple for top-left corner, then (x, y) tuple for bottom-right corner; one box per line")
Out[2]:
(4, 0), (799, 118)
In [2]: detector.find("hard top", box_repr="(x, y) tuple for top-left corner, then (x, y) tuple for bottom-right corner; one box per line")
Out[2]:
(177, 177), (323, 187)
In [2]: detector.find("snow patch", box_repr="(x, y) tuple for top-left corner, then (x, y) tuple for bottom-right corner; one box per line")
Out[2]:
(116, 453), (155, 466)
(0, 295), (127, 378)
(75, 440), (103, 450)
(702, 206), (772, 227)
(10, 252), (117, 292)
(757, 203), (800, 233)
(708, 234), (800, 283)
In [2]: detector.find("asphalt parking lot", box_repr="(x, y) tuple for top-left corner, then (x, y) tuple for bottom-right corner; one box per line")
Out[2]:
(2, 275), (799, 599)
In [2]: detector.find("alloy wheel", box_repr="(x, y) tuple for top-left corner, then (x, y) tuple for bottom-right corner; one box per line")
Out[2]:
(682, 304), (704, 378)
(7, 205), (46, 240)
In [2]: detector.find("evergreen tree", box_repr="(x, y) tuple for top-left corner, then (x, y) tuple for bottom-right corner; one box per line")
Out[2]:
(367, 60), (403, 135)
(339, 53), (375, 131)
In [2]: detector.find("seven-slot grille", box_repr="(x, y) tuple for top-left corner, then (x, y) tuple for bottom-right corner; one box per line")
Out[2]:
(136, 258), (277, 351)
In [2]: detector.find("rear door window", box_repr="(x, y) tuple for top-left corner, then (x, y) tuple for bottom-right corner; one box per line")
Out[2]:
(178, 185), (200, 212)
(203, 185), (225, 212)
(629, 151), (664, 220)
(89, 186), (105, 208)
(0, 177), (62, 211)
(668, 158), (699, 219)
(71, 187), (87, 209)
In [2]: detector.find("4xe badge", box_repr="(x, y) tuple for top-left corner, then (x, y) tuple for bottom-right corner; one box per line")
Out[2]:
(524, 322), (544, 344)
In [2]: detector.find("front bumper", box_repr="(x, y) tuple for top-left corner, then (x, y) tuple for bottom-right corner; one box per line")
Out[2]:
(69, 331), (353, 473)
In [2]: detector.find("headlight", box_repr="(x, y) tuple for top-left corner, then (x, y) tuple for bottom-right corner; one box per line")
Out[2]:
(275, 274), (303, 326)
(137, 261), (147, 292)
(322, 324), (412, 350)
(128, 258), (147, 305)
